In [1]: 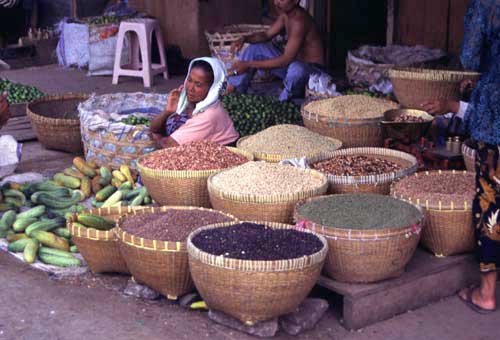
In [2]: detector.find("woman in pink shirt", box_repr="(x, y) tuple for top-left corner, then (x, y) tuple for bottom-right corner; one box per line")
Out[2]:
(150, 57), (239, 148)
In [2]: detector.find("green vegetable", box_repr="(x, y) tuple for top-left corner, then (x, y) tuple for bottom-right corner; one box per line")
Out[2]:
(17, 205), (46, 219)
(13, 217), (38, 232)
(0, 210), (16, 231)
(8, 238), (32, 252)
(39, 253), (81, 267)
(0, 78), (45, 104)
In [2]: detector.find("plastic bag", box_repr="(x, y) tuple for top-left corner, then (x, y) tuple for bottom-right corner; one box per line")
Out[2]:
(0, 135), (22, 179)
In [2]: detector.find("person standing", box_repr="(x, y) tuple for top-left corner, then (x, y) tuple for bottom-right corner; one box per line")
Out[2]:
(457, 0), (500, 314)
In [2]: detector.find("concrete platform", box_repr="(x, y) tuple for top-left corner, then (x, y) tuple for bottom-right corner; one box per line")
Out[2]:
(318, 249), (480, 330)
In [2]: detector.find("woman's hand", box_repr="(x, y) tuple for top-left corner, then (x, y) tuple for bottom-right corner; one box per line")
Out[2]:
(421, 99), (460, 116)
(228, 61), (250, 77)
(230, 37), (246, 55)
(0, 91), (10, 127)
(166, 85), (183, 113)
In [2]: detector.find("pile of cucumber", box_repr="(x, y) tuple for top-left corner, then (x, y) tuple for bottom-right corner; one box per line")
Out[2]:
(0, 157), (152, 267)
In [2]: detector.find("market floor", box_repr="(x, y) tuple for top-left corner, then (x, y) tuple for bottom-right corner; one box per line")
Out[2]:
(0, 250), (498, 340)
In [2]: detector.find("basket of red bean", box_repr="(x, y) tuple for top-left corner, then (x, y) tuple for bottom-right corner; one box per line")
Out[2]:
(137, 141), (254, 207)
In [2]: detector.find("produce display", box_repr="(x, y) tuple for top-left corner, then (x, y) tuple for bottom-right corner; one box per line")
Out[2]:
(221, 94), (301, 137)
(210, 162), (325, 196)
(191, 222), (323, 260)
(120, 115), (151, 126)
(238, 124), (342, 158)
(120, 209), (234, 241)
(296, 194), (422, 230)
(303, 95), (399, 119)
(83, 15), (129, 25)
(139, 141), (249, 171)
(0, 78), (45, 104)
(311, 155), (403, 176)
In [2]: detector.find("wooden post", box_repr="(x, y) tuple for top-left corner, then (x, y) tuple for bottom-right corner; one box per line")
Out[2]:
(71, 0), (78, 19)
(386, 0), (395, 45)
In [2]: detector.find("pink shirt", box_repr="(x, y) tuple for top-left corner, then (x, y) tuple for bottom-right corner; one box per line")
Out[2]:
(170, 102), (239, 145)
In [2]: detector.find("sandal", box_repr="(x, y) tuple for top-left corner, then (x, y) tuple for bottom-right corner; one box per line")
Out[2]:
(458, 287), (497, 315)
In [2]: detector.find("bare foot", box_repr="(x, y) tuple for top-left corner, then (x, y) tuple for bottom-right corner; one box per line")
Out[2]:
(458, 287), (497, 311)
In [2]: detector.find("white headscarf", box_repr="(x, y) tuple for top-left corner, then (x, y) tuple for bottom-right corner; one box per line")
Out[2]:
(175, 57), (227, 116)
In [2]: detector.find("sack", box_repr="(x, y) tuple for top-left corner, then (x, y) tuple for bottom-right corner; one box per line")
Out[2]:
(88, 25), (129, 76)
(56, 20), (90, 68)
(0, 135), (21, 179)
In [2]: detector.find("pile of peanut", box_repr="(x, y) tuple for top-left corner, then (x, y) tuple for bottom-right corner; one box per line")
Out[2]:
(312, 155), (403, 176)
(140, 141), (249, 171)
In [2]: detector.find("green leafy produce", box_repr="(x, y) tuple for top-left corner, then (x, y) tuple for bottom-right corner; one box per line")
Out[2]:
(221, 94), (301, 137)
(0, 78), (45, 104)
(120, 115), (152, 126)
(84, 15), (129, 25)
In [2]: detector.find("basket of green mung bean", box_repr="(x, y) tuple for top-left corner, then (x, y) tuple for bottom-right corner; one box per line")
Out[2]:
(295, 194), (424, 283)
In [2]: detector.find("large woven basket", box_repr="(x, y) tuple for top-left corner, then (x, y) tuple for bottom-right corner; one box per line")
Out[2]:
(187, 221), (328, 325)
(391, 170), (476, 256)
(301, 97), (399, 147)
(115, 206), (237, 300)
(208, 167), (328, 223)
(461, 139), (477, 173)
(236, 135), (342, 163)
(66, 206), (147, 274)
(204, 24), (274, 84)
(27, 94), (89, 153)
(295, 195), (424, 283)
(307, 147), (418, 195)
(137, 147), (254, 208)
(389, 68), (481, 108)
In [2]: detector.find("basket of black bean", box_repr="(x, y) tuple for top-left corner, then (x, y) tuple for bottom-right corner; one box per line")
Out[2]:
(295, 194), (424, 283)
(307, 147), (418, 195)
(187, 221), (328, 325)
(114, 207), (237, 300)
(391, 170), (476, 256)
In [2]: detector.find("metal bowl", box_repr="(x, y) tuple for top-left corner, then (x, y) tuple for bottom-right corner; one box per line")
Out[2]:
(381, 109), (433, 143)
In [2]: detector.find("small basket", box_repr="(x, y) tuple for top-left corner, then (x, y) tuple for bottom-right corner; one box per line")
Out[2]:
(390, 170), (476, 256)
(66, 206), (147, 274)
(137, 147), (254, 208)
(204, 24), (275, 83)
(461, 139), (477, 173)
(295, 195), (424, 283)
(27, 94), (89, 153)
(307, 147), (418, 195)
(115, 206), (238, 300)
(236, 135), (342, 163)
(187, 221), (328, 325)
(208, 168), (328, 223)
(389, 68), (481, 108)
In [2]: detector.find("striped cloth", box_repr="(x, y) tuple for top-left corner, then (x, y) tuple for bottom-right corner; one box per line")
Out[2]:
(0, 0), (19, 8)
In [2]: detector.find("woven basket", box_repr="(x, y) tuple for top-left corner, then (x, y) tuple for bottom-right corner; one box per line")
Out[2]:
(295, 195), (424, 283)
(187, 221), (328, 325)
(27, 94), (89, 153)
(301, 97), (399, 147)
(204, 24), (274, 84)
(208, 168), (328, 223)
(390, 170), (475, 256)
(236, 135), (342, 163)
(389, 68), (481, 109)
(115, 206), (238, 300)
(137, 147), (254, 208)
(66, 206), (147, 274)
(461, 139), (477, 173)
(307, 147), (418, 195)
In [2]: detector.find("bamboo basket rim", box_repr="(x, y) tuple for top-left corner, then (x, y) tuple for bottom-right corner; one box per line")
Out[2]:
(301, 96), (399, 124)
(136, 146), (254, 179)
(204, 24), (270, 38)
(236, 134), (342, 163)
(27, 93), (90, 127)
(388, 67), (481, 82)
(207, 166), (328, 204)
(390, 170), (474, 211)
(294, 194), (424, 239)
(187, 220), (328, 272)
(114, 206), (238, 252)
(66, 206), (148, 241)
(307, 147), (418, 185)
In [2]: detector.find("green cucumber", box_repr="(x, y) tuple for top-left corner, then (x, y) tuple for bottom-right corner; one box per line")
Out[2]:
(39, 253), (81, 267)
(12, 217), (38, 232)
(17, 205), (46, 219)
(8, 238), (32, 252)
(0, 210), (17, 231)
(38, 246), (75, 259)
(25, 218), (65, 236)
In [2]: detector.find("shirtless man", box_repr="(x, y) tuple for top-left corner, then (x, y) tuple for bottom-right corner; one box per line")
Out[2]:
(227, 0), (324, 101)
(0, 92), (10, 129)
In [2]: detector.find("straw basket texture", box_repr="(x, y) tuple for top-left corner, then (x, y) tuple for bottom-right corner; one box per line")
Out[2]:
(204, 24), (275, 83)
(115, 206), (237, 300)
(27, 94), (89, 153)
(301, 97), (398, 147)
(207, 168), (328, 223)
(307, 147), (418, 195)
(295, 195), (424, 283)
(461, 140), (477, 173)
(389, 68), (481, 108)
(390, 170), (475, 256)
(236, 135), (342, 163)
(137, 147), (254, 208)
(187, 221), (328, 325)
(66, 206), (147, 274)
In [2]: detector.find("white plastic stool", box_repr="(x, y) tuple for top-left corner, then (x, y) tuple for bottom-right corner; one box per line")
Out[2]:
(112, 18), (169, 88)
